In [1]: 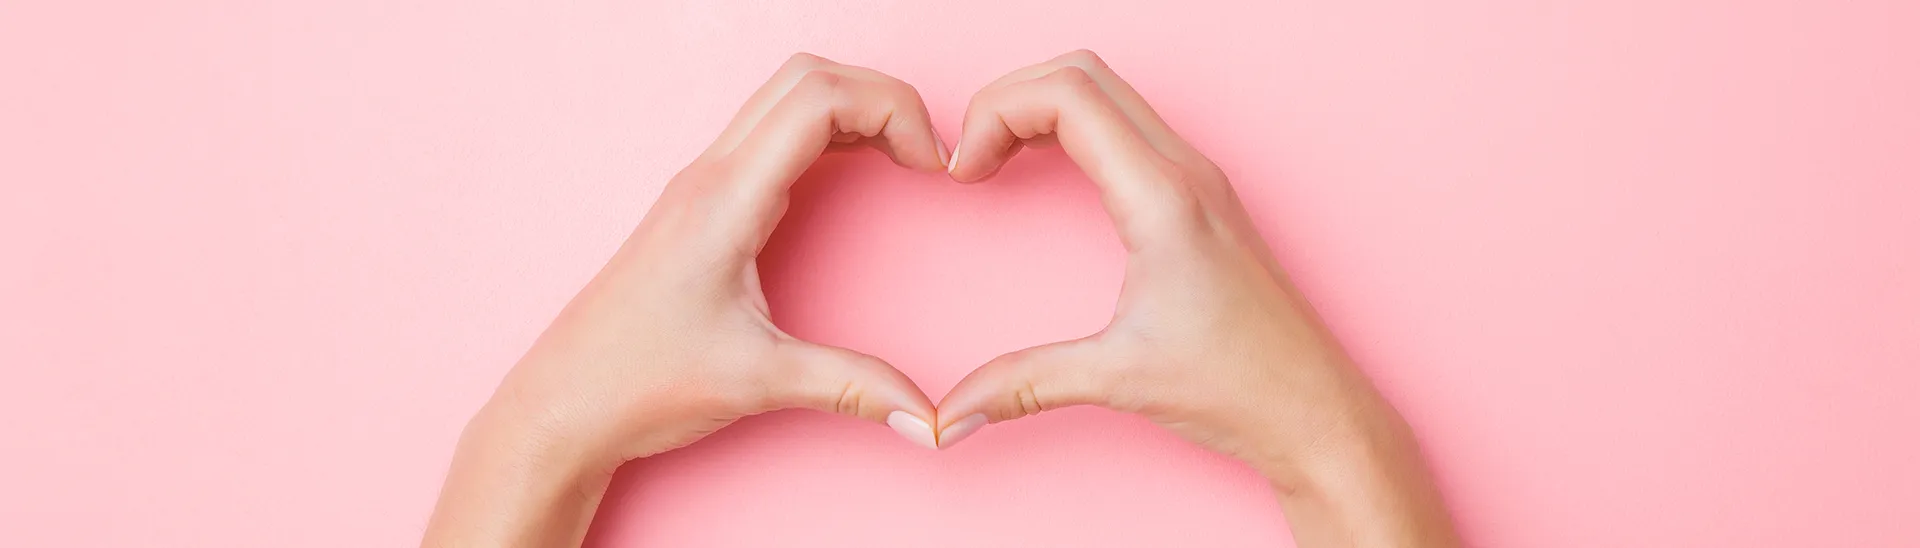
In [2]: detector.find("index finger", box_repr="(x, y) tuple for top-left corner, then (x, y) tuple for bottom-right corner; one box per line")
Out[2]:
(949, 66), (1203, 250)
(703, 54), (947, 171)
(975, 50), (1201, 164)
(698, 61), (946, 253)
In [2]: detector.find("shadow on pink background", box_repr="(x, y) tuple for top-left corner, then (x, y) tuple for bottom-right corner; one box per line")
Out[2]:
(2, 1), (1916, 546)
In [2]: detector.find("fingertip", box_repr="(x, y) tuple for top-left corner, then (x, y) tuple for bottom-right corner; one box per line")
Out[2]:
(934, 127), (952, 169)
(936, 413), (988, 449)
(948, 142), (1025, 184)
(891, 122), (950, 174)
(945, 138), (1019, 184)
(887, 410), (939, 450)
(930, 351), (1019, 423)
(945, 140), (971, 180)
(876, 141), (947, 174)
(875, 120), (948, 174)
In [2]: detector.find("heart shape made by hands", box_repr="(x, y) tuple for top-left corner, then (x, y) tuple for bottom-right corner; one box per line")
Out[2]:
(734, 50), (1321, 459)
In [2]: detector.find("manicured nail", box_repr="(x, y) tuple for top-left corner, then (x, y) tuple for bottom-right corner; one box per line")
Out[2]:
(946, 141), (964, 175)
(887, 411), (938, 450)
(933, 129), (951, 168)
(937, 414), (987, 449)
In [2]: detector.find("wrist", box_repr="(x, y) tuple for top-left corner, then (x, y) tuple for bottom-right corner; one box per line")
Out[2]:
(423, 402), (618, 547)
(1262, 398), (1410, 491)
(463, 395), (623, 481)
(1265, 405), (1461, 547)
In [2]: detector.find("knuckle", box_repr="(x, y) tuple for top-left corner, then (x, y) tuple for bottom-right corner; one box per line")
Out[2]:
(832, 380), (863, 417)
(783, 52), (826, 70)
(1146, 210), (1212, 247)
(1011, 380), (1045, 419)
(1040, 66), (1102, 101)
(1057, 48), (1108, 70)
(1044, 65), (1097, 87)
(689, 163), (753, 210)
(791, 69), (843, 96)
(991, 353), (1050, 421)
(1193, 159), (1228, 186)
(661, 163), (729, 216)
(883, 79), (921, 106)
(1164, 166), (1209, 209)
(1131, 164), (1209, 228)
(690, 156), (738, 184)
(967, 85), (1003, 112)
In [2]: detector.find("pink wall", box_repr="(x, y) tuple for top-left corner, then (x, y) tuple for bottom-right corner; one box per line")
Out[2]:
(3, 1), (1916, 546)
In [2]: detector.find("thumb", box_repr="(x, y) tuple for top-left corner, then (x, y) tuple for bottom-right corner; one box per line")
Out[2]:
(934, 338), (1113, 449)
(768, 341), (941, 449)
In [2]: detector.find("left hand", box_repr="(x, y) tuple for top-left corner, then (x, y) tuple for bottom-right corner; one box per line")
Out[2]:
(424, 53), (948, 547)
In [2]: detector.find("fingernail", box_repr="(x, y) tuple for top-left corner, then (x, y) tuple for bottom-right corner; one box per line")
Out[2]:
(937, 414), (988, 449)
(887, 411), (938, 450)
(946, 141), (964, 175)
(933, 129), (951, 167)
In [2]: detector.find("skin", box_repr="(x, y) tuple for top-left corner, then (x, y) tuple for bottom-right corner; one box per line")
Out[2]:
(423, 51), (1461, 548)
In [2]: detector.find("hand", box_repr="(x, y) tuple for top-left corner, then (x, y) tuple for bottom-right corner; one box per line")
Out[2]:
(933, 50), (1461, 547)
(423, 54), (947, 547)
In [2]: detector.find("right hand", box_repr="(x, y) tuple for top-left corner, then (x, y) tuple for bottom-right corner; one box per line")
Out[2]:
(933, 50), (1460, 547)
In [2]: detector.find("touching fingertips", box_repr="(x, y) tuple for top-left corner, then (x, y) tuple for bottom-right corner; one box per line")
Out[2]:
(937, 414), (988, 449)
(933, 128), (951, 168)
(887, 410), (939, 450)
(946, 140), (964, 176)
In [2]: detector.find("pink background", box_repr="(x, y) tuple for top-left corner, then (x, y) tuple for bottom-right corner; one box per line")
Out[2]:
(3, 1), (1917, 546)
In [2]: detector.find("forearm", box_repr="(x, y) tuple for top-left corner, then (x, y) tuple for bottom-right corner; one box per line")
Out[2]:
(423, 403), (615, 548)
(1268, 403), (1460, 548)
